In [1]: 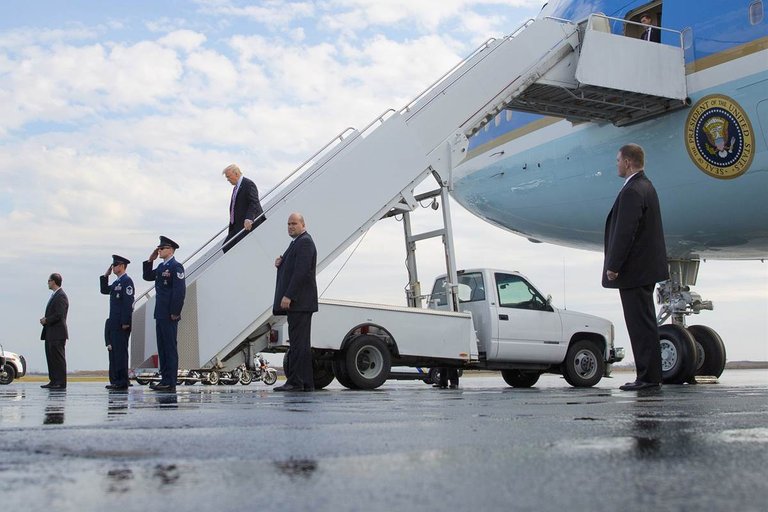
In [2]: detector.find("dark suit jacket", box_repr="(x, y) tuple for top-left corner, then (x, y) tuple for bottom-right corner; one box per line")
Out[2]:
(226, 177), (264, 242)
(603, 172), (669, 289)
(41, 289), (69, 341)
(641, 26), (661, 43)
(273, 231), (318, 314)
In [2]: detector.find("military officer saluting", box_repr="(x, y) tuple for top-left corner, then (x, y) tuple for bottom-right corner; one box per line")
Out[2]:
(142, 236), (186, 392)
(100, 254), (135, 391)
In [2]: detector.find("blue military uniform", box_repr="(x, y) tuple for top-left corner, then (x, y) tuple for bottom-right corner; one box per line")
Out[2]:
(142, 236), (186, 389)
(100, 254), (134, 389)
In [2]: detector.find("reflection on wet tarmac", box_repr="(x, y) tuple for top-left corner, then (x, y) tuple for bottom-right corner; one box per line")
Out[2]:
(0, 371), (766, 512)
(274, 458), (318, 479)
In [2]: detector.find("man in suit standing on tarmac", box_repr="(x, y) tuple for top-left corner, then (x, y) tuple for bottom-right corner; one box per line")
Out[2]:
(143, 236), (186, 392)
(101, 254), (134, 391)
(222, 164), (264, 252)
(603, 143), (669, 391)
(273, 213), (318, 392)
(40, 273), (69, 389)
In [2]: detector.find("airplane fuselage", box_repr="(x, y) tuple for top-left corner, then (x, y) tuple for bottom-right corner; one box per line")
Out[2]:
(452, 0), (768, 260)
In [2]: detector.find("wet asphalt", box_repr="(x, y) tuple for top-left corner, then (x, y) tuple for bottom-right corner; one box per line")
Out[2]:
(1, 370), (767, 512)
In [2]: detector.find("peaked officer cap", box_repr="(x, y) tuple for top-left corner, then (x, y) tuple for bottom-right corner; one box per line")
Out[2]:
(157, 236), (180, 250)
(111, 254), (131, 266)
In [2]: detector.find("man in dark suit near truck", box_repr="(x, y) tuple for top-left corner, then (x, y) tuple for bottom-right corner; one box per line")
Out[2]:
(273, 212), (318, 392)
(603, 143), (669, 391)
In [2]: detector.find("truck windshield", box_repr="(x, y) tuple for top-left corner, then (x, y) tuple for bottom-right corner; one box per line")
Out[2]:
(430, 272), (485, 306)
(495, 273), (549, 311)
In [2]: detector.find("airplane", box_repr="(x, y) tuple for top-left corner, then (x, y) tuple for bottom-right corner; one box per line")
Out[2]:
(450, 0), (768, 382)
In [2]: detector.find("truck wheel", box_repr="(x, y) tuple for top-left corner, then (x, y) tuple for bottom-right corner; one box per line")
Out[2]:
(427, 367), (440, 385)
(0, 363), (15, 385)
(563, 339), (604, 387)
(344, 336), (391, 390)
(313, 358), (335, 390)
(332, 358), (357, 389)
(501, 369), (540, 388)
(282, 351), (290, 379)
(687, 325), (726, 378)
(659, 324), (697, 384)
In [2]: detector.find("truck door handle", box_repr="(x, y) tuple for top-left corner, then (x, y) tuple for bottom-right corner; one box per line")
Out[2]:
(499, 314), (509, 321)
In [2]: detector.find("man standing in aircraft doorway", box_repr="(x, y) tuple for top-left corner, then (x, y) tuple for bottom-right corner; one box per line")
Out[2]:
(603, 144), (668, 391)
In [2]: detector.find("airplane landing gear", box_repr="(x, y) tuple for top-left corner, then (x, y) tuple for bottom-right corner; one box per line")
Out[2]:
(657, 259), (726, 382)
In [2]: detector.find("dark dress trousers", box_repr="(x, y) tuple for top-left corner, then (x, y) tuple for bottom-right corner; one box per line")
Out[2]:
(40, 289), (69, 386)
(603, 172), (669, 383)
(143, 258), (186, 386)
(100, 273), (135, 388)
(273, 231), (318, 389)
(223, 176), (264, 252)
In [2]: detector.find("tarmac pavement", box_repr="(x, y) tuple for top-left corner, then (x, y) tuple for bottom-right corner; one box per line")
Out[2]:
(1, 370), (766, 511)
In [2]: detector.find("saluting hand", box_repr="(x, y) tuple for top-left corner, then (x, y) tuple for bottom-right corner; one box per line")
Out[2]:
(105, 265), (113, 278)
(148, 248), (159, 262)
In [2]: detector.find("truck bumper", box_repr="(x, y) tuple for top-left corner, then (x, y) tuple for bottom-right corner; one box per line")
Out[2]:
(608, 347), (625, 364)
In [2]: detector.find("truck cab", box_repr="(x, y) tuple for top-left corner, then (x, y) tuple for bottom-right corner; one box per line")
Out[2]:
(430, 269), (623, 386)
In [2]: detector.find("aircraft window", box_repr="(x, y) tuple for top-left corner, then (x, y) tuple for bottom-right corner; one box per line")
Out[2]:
(430, 272), (485, 306)
(750, 1), (764, 25)
(495, 273), (548, 311)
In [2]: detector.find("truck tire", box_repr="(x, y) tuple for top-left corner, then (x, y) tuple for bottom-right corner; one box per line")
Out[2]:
(344, 335), (391, 390)
(687, 325), (726, 378)
(501, 369), (540, 388)
(659, 324), (697, 384)
(0, 363), (15, 385)
(312, 358), (335, 390)
(563, 339), (604, 387)
(332, 358), (357, 389)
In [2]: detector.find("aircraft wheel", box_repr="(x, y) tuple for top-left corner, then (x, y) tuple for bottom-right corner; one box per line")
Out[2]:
(135, 377), (150, 386)
(332, 357), (357, 389)
(186, 371), (200, 385)
(501, 369), (540, 388)
(0, 363), (16, 385)
(344, 335), (391, 390)
(563, 339), (604, 387)
(687, 325), (726, 378)
(659, 324), (697, 384)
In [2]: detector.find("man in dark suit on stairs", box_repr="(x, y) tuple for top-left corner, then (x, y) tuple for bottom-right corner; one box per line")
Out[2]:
(40, 273), (69, 389)
(222, 164), (264, 252)
(639, 13), (661, 43)
(603, 143), (669, 391)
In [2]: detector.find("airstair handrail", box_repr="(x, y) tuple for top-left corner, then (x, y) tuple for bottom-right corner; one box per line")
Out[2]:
(586, 13), (684, 48)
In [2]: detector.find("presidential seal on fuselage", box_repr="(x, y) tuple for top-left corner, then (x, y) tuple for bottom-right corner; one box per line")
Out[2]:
(685, 94), (754, 179)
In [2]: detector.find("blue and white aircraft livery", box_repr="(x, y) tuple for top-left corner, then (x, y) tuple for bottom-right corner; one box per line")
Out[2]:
(451, 0), (767, 378)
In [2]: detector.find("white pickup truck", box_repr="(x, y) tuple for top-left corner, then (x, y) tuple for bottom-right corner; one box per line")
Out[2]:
(273, 268), (624, 390)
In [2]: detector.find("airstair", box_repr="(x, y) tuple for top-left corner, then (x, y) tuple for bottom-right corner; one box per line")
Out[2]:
(130, 13), (688, 371)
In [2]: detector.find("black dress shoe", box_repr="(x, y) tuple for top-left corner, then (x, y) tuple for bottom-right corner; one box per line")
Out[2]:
(48, 384), (66, 390)
(302, 387), (315, 392)
(105, 384), (115, 389)
(110, 385), (129, 391)
(41, 383), (54, 389)
(620, 380), (661, 391)
(151, 384), (176, 392)
(274, 384), (300, 392)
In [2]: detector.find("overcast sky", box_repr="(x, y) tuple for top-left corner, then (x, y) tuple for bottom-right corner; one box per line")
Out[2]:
(1, 1), (766, 373)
